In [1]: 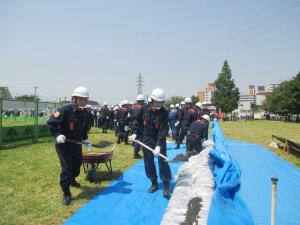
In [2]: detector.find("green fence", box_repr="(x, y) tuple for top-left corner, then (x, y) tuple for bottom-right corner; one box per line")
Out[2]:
(0, 98), (58, 146)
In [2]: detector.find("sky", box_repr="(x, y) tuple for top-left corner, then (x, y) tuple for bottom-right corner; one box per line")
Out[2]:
(0, 0), (299, 104)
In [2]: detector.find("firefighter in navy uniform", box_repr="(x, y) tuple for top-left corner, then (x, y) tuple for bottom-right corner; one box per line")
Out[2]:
(130, 94), (145, 159)
(47, 86), (92, 205)
(100, 102), (109, 133)
(116, 100), (130, 144)
(175, 97), (198, 149)
(129, 88), (172, 198)
(186, 114), (210, 158)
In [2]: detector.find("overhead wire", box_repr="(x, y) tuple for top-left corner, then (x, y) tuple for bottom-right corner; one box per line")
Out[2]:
(146, 1), (300, 82)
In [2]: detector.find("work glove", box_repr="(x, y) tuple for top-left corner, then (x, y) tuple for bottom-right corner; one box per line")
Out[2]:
(106, 116), (109, 119)
(124, 125), (129, 132)
(129, 134), (137, 142)
(83, 139), (93, 148)
(175, 121), (180, 127)
(153, 146), (161, 156)
(56, 134), (66, 144)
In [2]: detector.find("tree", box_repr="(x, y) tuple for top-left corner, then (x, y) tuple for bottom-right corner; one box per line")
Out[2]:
(165, 95), (184, 106)
(191, 95), (199, 105)
(263, 72), (300, 116)
(211, 60), (240, 113)
(14, 95), (40, 101)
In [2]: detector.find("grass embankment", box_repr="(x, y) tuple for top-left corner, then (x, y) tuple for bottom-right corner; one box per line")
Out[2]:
(0, 127), (139, 225)
(219, 120), (300, 167)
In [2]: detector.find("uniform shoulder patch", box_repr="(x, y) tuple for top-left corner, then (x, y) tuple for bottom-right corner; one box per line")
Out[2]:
(53, 111), (61, 118)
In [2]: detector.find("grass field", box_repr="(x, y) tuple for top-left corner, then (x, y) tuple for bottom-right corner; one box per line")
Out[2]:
(218, 120), (300, 167)
(0, 121), (299, 225)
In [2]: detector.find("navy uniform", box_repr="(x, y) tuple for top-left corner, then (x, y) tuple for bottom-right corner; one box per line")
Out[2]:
(47, 102), (91, 204)
(175, 106), (197, 149)
(133, 104), (172, 197)
(116, 105), (129, 144)
(130, 102), (144, 158)
(100, 105), (110, 133)
(186, 117), (209, 157)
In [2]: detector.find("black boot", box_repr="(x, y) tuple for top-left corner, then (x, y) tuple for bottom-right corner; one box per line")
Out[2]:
(62, 187), (71, 205)
(134, 151), (141, 159)
(148, 180), (158, 193)
(71, 179), (81, 188)
(163, 181), (171, 198)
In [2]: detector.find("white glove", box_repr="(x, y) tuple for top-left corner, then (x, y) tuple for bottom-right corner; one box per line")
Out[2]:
(83, 139), (93, 148)
(175, 121), (179, 127)
(56, 134), (66, 144)
(129, 134), (137, 142)
(124, 125), (129, 131)
(153, 146), (161, 156)
(106, 116), (109, 119)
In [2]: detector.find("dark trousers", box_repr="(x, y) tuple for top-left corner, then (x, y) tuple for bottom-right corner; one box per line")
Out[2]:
(142, 136), (171, 182)
(56, 143), (82, 190)
(176, 126), (188, 144)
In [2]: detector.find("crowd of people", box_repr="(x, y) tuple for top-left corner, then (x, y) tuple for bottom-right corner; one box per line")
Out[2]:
(47, 86), (211, 205)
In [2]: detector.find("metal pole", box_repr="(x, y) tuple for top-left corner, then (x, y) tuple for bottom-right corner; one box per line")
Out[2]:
(0, 97), (3, 147)
(33, 99), (39, 143)
(271, 177), (278, 225)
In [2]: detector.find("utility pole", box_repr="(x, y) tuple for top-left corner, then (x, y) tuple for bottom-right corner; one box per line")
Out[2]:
(136, 72), (144, 95)
(33, 86), (38, 101)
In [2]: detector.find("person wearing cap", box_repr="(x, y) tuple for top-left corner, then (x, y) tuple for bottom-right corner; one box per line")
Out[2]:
(47, 86), (93, 205)
(186, 114), (210, 158)
(129, 88), (172, 198)
(168, 104), (178, 140)
(175, 97), (198, 149)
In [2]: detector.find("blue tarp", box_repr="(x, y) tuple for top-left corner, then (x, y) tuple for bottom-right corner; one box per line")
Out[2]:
(227, 139), (300, 225)
(208, 120), (254, 225)
(64, 143), (185, 225)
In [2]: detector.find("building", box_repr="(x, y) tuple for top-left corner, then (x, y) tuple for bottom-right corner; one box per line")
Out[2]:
(268, 84), (279, 92)
(197, 83), (215, 104)
(0, 87), (13, 99)
(248, 85), (255, 96)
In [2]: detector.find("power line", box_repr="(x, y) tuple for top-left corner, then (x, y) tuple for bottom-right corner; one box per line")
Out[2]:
(147, 5), (300, 81)
(146, 1), (300, 81)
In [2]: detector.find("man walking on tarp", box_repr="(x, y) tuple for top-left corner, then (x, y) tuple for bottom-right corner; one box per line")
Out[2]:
(129, 88), (172, 198)
(47, 86), (92, 205)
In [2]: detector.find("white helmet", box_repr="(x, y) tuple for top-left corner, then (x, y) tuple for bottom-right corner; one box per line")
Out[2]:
(195, 102), (202, 108)
(148, 97), (152, 103)
(175, 103), (180, 108)
(121, 100), (129, 106)
(180, 101), (185, 105)
(150, 88), (166, 102)
(184, 97), (192, 104)
(202, 114), (210, 122)
(170, 104), (175, 109)
(113, 106), (119, 111)
(103, 102), (107, 106)
(136, 94), (145, 101)
(72, 86), (89, 99)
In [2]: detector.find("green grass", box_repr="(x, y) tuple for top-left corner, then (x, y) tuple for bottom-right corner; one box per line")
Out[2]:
(218, 120), (300, 167)
(0, 127), (140, 225)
